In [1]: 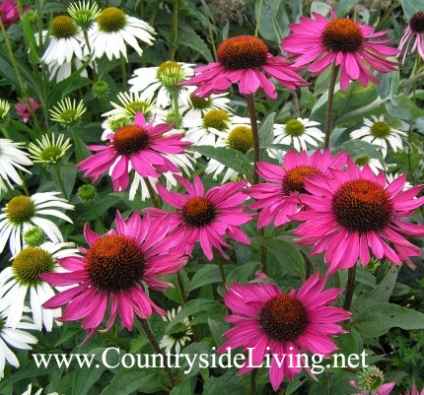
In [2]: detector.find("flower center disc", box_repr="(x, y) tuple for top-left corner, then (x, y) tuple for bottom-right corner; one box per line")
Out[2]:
(285, 119), (306, 137)
(217, 35), (268, 70)
(113, 125), (150, 155)
(410, 11), (424, 33)
(6, 196), (35, 224)
(322, 18), (363, 52)
(202, 109), (230, 131)
(332, 179), (393, 232)
(182, 197), (216, 227)
(157, 61), (185, 86)
(51, 15), (77, 38)
(227, 126), (253, 153)
(283, 165), (320, 195)
(97, 7), (126, 32)
(370, 121), (391, 138)
(190, 94), (212, 110)
(260, 294), (308, 342)
(12, 247), (56, 285)
(85, 234), (145, 291)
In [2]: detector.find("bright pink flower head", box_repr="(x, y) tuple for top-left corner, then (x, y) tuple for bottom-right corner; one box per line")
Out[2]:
(15, 97), (40, 123)
(405, 382), (424, 395)
(247, 150), (347, 228)
(0, 0), (27, 29)
(398, 12), (424, 63)
(78, 112), (191, 191)
(219, 272), (350, 391)
(281, 9), (399, 90)
(291, 159), (424, 274)
(350, 379), (395, 395)
(41, 211), (187, 340)
(145, 175), (252, 260)
(180, 35), (308, 99)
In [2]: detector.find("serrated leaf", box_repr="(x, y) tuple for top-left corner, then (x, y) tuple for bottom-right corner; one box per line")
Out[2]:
(178, 24), (213, 62)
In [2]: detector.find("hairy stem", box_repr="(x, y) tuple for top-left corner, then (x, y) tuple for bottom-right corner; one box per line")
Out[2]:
(324, 65), (339, 148)
(343, 264), (357, 311)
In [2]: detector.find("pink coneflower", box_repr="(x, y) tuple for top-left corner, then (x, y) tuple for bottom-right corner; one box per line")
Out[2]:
(281, 9), (399, 90)
(405, 382), (424, 395)
(398, 11), (424, 63)
(350, 380), (395, 395)
(218, 272), (350, 391)
(180, 35), (308, 99)
(247, 150), (347, 228)
(145, 175), (252, 260)
(291, 159), (424, 274)
(0, 0), (27, 29)
(78, 112), (191, 191)
(349, 366), (395, 395)
(41, 211), (187, 339)
(15, 98), (40, 123)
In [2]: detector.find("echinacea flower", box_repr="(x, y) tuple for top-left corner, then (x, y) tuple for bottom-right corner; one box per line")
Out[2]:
(405, 382), (424, 395)
(181, 89), (231, 120)
(129, 62), (195, 108)
(15, 98), (40, 123)
(0, 304), (37, 379)
(350, 366), (395, 395)
(398, 11), (424, 63)
(349, 115), (407, 157)
(79, 112), (191, 192)
(180, 35), (308, 99)
(0, 139), (33, 192)
(67, 0), (101, 30)
(88, 7), (155, 60)
(281, 9), (399, 90)
(0, 0), (27, 30)
(41, 211), (187, 339)
(21, 383), (61, 395)
(0, 242), (79, 331)
(145, 175), (252, 260)
(0, 192), (74, 255)
(218, 272), (350, 391)
(291, 159), (424, 274)
(28, 133), (72, 165)
(49, 97), (86, 126)
(247, 150), (347, 228)
(0, 98), (10, 122)
(159, 307), (193, 353)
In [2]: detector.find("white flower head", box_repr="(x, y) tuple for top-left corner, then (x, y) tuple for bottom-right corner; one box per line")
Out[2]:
(0, 192), (74, 255)
(88, 7), (155, 60)
(159, 307), (193, 354)
(350, 115), (407, 158)
(0, 242), (79, 331)
(50, 97), (86, 126)
(28, 133), (72, 165)
(67, 0), (101, 30)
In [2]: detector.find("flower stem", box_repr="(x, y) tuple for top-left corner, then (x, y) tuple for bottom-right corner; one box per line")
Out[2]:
(169, 0), (179, 61)
(214, 252), (227, 287)
(250, 368), (258, 395)
(177, 272), (187, 304)
(245, 94), (260, 184)
(324, 65), (339, 148)
(52, 166), (68, 199)
(138, 317), (176, 387)
(121, 58), (127, 90)
(143, 177), (160, 208)
(254, 0), (264, 37)
(343, 264), (357, 311)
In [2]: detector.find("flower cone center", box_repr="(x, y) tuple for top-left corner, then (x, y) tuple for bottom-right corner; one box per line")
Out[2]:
(40, 146), (64, 163)
(125, 101), (152, 118)
(24, 227), (45, 247)
(97, 7), (126, 32)
(227, 126), (253, 153)
(113, 125), (150, 155)
(51, 16), (77, 38)
(260, 294), (308, 342)
(283, 165), (320, 195)
(285, 119), (306, 137)
(13, 247), (55, 286)
(370, 121), (391, 138)
(217, 35), (268, 70)
(85, 235), (145, 291)
(322, 18), (363, 52)
(332, 179), (393, 232)
(182, 197), (216, 227)
(355, 156), (371, 167)
(410, 12), (424, 33)
(157, 61), (185, 86)
(190, 94), (212, 110)
(202, 109), (230, 131)
(6, 196), (35, 224)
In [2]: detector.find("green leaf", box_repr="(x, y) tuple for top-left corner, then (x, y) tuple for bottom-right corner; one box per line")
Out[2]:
(226, 262), (260, 284)
(170, 377), (196, 395)
(258, 112), (275, 146)
(188, 146), (252, 176)
(177, 343), (211, 377)
(188, 265), (223, 293)
(178, 24), (213, 63)
(353, 303), (424, 337)
(72, 362), (107, 395)
(208, 317), (230, 347)
(99, 371), (165, 395)
(385, 94), (424, 121)
(340, 140), (384, 162)
(400, 0), (422, 19)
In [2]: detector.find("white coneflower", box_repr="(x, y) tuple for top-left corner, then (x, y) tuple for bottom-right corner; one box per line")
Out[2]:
(159, 307), (193, 353)
(0, 192), (74, 255)
(269, 117), (324, 160)
(28, 134), (72, 165)
(0, 242), (79, 331)
(50, 98), (86, 126)
(0, 305), (37, 379)
(354, 155), (386, 175)
(88, 7), (155, 60)
(180, 88), (231, 120)
(67, 0), (101, 30)
(350, 115), (407, 157)
(0, 99), (11, 122)
(129, 62), (195, 108)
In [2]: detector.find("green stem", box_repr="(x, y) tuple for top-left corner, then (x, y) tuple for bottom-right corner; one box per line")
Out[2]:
(52, 166), (67, 198)
(0, 125), (11, 139)
(72, 129), (87, 163)
(169, 0), (179, 60)
(250, 368), (258, 395)
(205, 9), (217, 60)
(121, 58), (127, 90)
(254, 0), (264, 37)
(137, 318), (176, 387)
(302, 251), (312, 279)
(214, 252), (227, 287)
(245, 94), (260, 184)
(171, 90), (181, 129)
(177, 272), (187, 304)
(324, 65), (339, 148)
(143, 177), (160, 208)
(149, 0), (159, 27)
(343, 264), (357, 311)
